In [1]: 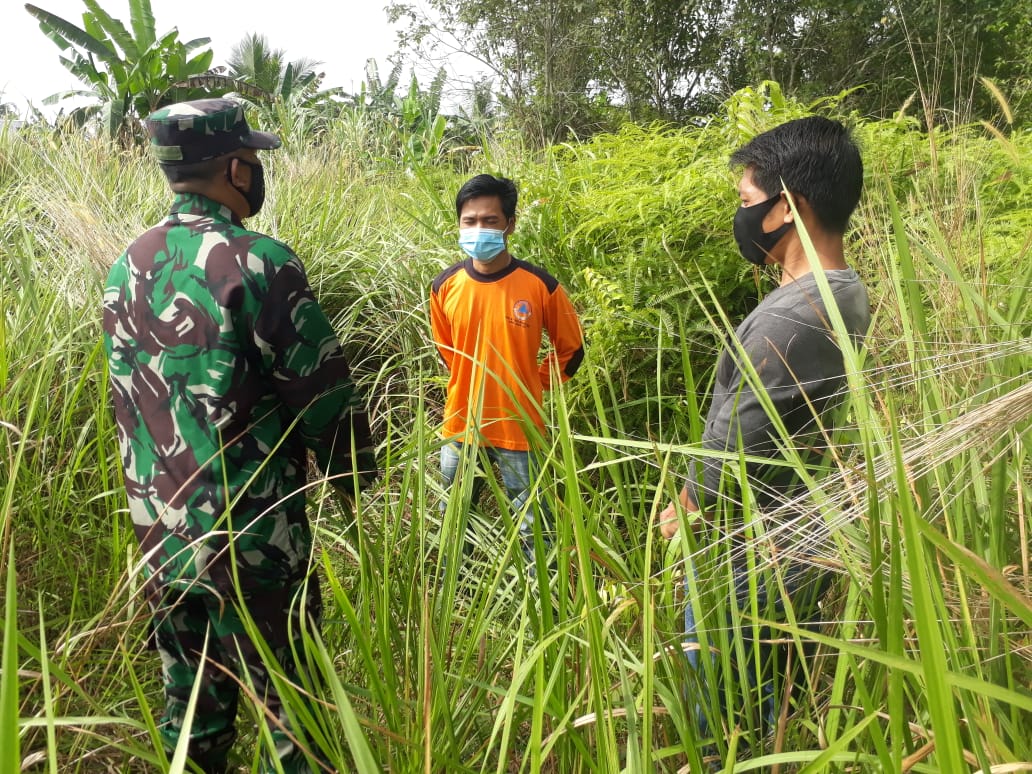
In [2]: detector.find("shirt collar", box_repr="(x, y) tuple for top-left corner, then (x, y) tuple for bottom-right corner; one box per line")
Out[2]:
(463, 256), (520, 283)
(169, 192), (242, 227)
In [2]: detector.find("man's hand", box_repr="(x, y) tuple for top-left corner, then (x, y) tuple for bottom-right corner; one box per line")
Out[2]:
(659, 500), (680, 539)
(658, 485), (699, 539)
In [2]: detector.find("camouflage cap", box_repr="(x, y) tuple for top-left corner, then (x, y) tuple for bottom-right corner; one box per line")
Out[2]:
(144, 98), (281, 165)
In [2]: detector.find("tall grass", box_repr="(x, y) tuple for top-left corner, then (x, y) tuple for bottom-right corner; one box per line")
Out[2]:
(1, 89), (1029, 772)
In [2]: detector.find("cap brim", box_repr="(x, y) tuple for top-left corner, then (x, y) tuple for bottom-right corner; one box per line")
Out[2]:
(241, 129), (281, 150)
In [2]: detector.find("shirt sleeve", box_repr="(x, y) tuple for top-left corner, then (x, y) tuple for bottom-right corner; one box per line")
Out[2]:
(538, 283), (585, 389)
(429, 283), (454, 372)
(253, 254), (378, 493)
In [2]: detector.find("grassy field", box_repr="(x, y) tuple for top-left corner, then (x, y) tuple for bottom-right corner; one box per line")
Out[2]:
(1, 87), (1030, 772)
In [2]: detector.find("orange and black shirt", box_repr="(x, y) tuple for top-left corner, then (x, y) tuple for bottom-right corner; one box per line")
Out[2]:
(430, 257), (584, 451)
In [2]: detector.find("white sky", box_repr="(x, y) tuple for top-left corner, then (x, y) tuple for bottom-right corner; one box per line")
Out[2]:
(1, 0), (446, 115)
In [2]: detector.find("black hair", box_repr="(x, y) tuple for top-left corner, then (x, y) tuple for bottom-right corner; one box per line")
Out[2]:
(730, 116), (863, 234)
(455, 174), (518, 220)
(160, 156), (231, 185)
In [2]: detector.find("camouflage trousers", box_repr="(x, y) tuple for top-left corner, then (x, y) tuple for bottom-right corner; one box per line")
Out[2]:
(149, 576), (325, 774)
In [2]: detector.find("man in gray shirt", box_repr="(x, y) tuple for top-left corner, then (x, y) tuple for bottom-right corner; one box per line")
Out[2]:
(660, 116), (870, 739)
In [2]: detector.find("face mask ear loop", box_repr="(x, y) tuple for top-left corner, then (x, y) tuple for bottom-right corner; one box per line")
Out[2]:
(226, 157), (247, 197)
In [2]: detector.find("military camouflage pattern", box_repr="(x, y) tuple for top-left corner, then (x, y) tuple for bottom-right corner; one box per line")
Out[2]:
(151, 579), (324, 773)
(103, 192), (376, 596)
(145, 98), (280, 165)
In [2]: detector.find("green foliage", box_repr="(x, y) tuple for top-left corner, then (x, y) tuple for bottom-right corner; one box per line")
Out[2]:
(24, 0), (217, 141)
(324, 60), (477, 170)
(392, 0), (1032, 141)
(224, 32), (346, 144)
(389, 0), (611, 144)
(1, 548), (19, 772)
(598, 0), (729, 120)
(508, 123), (740, 444)
(1, 85), (1030, 771)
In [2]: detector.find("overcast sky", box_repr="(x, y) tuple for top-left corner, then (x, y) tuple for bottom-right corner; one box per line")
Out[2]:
(1, 0), (438, 114)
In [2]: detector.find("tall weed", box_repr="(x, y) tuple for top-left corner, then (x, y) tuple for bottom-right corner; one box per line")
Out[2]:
(1, 86), (1029, 771)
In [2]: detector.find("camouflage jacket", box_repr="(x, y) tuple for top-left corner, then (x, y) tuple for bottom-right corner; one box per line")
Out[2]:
(103, 193), (376, 593)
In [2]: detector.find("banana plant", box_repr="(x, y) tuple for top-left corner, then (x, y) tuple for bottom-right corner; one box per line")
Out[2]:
(25, 0), (218, 142)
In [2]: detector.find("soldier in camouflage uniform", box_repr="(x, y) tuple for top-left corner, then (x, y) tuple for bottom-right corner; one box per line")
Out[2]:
(102, 98), (377, 774)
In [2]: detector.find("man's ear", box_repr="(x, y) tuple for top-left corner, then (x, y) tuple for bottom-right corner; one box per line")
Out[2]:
(227, 157), (250, 189)
(504, 216), (516, 236)
(781, 190), (805, 223)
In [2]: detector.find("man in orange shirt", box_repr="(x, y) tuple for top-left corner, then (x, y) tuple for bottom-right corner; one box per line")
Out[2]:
(430, 174), (584, 571)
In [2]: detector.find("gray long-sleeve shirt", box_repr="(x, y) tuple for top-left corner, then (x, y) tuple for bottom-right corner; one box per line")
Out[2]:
(685, 269), (870, 516)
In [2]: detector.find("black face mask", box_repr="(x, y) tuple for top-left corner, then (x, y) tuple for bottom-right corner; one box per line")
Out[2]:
(732, 192), (794, 265)
(227, 158), (265, 217)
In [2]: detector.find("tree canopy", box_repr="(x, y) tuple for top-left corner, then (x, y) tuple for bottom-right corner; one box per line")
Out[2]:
(391, 0), (1031, 141)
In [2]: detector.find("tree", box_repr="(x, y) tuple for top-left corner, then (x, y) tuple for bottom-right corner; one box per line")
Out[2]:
(390, 0), (607, 144)
(25, 0), (220, 141)
(597, 0), (728, 121)
(717, 0), (1032, 122)
(220, 32), (350, 143)
(225, 33), (334, 109)
(391, 0), (1032, 141)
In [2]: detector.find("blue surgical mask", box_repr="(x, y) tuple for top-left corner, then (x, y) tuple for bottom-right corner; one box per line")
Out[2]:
(459, 227), (507, 262)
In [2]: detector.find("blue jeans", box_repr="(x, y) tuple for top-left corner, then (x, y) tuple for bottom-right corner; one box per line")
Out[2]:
(439, 441), (552, 567)
(684, 560), (830, 738)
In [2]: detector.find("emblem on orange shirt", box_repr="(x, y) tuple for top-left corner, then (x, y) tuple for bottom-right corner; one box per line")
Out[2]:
(512, 300), (532, 322)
